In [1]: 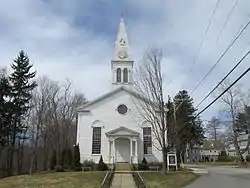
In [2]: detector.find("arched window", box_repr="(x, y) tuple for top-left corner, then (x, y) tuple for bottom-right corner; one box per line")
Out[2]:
(123, 68), (128, 83)
(142, 121), (152, 155)
(143, 127), (152, 154)
(91, 120), (103, 154)
(116, 68), (121, 83)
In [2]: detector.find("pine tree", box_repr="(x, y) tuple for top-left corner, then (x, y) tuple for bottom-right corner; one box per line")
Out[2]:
(0, 69), (13, 151)
(97, 155), (108, 171)
(8, 50), (37, 175)
(173, 90), (204, 161)
(73, 144), (81, 169)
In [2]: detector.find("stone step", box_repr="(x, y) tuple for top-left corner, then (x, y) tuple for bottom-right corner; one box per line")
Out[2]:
(116, 163), (131, 171)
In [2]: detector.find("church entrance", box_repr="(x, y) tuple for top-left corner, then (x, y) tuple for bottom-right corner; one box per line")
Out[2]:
(115, 138), (130, 163)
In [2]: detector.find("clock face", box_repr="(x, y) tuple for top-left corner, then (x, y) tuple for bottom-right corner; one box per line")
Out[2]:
(118, 50), (128, 59)
(119, 38), (126, 46)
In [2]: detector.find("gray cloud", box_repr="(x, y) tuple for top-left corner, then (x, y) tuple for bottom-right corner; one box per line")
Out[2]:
(1, 0), (250, 120)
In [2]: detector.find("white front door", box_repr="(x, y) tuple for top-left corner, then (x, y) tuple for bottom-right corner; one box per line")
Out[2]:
(115, 138), (130, 162)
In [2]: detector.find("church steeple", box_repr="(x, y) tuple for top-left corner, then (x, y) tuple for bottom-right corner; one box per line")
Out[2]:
(111, 18), (134, 88)
(112, 18), (133, 62)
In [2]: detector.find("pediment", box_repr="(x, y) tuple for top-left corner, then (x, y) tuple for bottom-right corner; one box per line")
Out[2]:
(106, 126), (139, 137)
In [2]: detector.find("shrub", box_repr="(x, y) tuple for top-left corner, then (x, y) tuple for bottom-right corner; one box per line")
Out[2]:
(138, 157), (149, 170)
(142, 157), (147, 164)
(55, 165), (65, 172)
(74, 166), (82, 171)
(97, 155), (108, 171)
(246, 155), (250, 162)
(82, 159), (95, 170)
(217, 151), (236, 162)
(73, 144), (81, 168)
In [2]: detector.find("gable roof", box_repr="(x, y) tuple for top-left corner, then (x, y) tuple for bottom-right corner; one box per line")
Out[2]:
(105, 126), (140, 137)
(76, 86), (141, 111)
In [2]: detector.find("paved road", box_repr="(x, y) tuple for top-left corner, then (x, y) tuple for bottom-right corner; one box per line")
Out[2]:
(185, 166), (250, 188)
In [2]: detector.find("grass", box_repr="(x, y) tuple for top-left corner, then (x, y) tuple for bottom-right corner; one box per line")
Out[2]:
(141, 171), (199, 188)
(0, 171), (106, 188)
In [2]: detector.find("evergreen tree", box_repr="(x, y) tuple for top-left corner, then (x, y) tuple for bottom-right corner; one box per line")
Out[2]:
(0, 69), (13, 151)
(73, 144), (81, 168)
(173, 90), (205, 161)
(8, 51), (37, 175)
(97, 155), (108, 171)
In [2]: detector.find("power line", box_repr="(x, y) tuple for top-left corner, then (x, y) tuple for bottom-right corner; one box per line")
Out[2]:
(175, 17), (250, 112)
(190, 18), (250, 95)
(196, 66), (250, 117)
(196, 48), (250, 108)
(216, 0), (239, 43)
(181, 0), (221, 89)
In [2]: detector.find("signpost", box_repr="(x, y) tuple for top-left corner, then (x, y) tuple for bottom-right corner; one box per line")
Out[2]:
(167, 151), (177, 171)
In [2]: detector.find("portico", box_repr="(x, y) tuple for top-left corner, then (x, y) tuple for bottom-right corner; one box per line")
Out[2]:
(106, 126), (139, 164)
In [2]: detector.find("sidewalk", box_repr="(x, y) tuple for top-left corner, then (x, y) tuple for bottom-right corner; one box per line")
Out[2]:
(111, 173), (136, 188)
(188, 167), (208, 174)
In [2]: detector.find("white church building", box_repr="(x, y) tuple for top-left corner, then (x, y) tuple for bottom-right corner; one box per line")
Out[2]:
(76, 18), (162, 165)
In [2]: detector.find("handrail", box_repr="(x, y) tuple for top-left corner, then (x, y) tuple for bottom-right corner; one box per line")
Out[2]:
(100, 158), (115, 188)
(101, 172), (109, 187)
(132, 171), (147, 188)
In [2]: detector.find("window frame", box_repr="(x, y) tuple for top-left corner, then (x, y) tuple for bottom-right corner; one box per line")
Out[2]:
(91, 126), (102, 155)
(143, 127), (152, 155)
(123, 68), (128, 83)
(116, 68), (121, 83)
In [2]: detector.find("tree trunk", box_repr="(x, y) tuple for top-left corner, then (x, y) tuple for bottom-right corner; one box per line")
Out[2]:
(162, 146), (167, 173)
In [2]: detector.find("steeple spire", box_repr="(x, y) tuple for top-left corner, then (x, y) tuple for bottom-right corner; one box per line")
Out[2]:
(112, 18), (132, 61)
(111, 17), (134, 88)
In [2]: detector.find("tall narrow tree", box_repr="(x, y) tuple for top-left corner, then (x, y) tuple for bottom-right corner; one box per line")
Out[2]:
(173, 90), (204, 162)
(0, 69), (12, 154)
(8, 51), (37, 175)
(205, 117), (222, 147)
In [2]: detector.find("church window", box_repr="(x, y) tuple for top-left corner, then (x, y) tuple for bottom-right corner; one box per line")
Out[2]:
(92, 127), (101, 154)
(123, 68), (128, 83)
(117, 104), (128, 114)
(116, 68), (121, 83)
(143, 127), (152, 154)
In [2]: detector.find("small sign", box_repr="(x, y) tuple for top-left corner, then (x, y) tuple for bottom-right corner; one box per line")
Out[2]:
(167, 151), (177, 171)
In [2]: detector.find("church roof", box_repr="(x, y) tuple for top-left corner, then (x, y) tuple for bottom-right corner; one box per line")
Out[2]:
(112, 18), (133, 62)
(76, 86), (139, 111)
(105, 126), (140, 137)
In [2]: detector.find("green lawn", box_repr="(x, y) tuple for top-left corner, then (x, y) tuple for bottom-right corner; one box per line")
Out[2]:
(141, 171), (199, 188)
(0, 171), (106, 188)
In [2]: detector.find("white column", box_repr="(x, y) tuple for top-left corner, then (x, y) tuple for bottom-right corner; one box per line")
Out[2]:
(109, 140), (111, 163)
(135, 139), (138, 157)
(130, 139), (133, 164)
(112, 140), (115, 163)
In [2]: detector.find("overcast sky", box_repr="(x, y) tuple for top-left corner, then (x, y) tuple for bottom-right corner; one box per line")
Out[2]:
(1, 0), (250, 120)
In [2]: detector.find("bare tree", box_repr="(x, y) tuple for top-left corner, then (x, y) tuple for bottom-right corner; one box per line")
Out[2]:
(205, 117), (222, 144)
(218, 79), (250, 162)
(134, 47), (168, 173)
(29, 76), (86, 172)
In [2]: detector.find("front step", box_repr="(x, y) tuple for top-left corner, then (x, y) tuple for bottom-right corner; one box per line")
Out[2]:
(116, 162), (131, 171)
